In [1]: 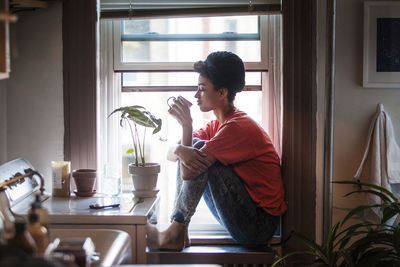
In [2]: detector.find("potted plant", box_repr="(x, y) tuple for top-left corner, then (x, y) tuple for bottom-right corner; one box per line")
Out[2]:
(109, 105), (162, 192)
(272, 180), (400, 266)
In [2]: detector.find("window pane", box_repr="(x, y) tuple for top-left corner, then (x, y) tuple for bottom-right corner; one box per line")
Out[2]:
(122, 72), (261, 87)
(123, 72), (197, 87)
(123, 16), (259, 35)
(122, 41), (260, 63)
(121, 15), (261, 63)
(120, 91), (262, 224)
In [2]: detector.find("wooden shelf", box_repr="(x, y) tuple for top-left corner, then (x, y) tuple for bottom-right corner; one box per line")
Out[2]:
(10, 0), (48, 9)
(0, 10), (16, 22)
(9, 0), (62, 12)
(0, 0), (61, 79)
(0, 0), (11, 80)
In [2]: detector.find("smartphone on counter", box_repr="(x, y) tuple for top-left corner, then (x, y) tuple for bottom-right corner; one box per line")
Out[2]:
(89, 198), (120, 209)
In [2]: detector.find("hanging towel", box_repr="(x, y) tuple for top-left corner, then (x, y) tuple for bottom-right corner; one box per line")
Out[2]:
(354, 103), (400, 185)
(354, 104), (400, 219)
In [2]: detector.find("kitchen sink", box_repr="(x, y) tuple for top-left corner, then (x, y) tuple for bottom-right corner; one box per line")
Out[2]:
(49, 228), (132, 266)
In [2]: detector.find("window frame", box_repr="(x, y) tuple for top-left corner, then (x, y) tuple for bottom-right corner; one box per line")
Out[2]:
(109, 14), (273, 242)
(112, 15), (269, 73)
(68, 0), (318, 254)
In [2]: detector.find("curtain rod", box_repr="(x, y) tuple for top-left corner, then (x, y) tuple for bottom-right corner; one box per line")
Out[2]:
(101, 5), (281, 19)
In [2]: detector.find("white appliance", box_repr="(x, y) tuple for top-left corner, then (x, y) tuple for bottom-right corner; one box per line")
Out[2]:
(0, 158), (157, 264)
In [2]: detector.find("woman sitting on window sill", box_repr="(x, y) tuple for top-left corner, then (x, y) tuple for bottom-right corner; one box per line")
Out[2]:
(146, 51), (286, 250)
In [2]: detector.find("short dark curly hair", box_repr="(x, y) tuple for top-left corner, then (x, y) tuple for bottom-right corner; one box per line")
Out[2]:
(194, 51), (245, 103)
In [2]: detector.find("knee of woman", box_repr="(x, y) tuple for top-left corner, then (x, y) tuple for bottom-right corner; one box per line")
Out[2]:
(208, 161), (235, 177)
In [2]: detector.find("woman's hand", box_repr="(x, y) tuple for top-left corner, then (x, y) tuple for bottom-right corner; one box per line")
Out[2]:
(176, 145), (211, 175)
(168, 96), (193, 128)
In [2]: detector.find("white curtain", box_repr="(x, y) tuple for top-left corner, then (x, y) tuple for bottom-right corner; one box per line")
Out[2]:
(262, 14), (282, 157)
(98, 20), (122, 193)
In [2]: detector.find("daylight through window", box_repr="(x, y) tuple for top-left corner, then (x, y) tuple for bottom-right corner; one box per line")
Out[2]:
(100, 14), (279, 228)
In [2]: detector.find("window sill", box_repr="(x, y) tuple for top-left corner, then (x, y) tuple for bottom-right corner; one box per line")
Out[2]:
(157, 223), (236, 245)
(146, 244), (278, 265)
(190, 233), (236, 245)
(189, 224), (236, 245)
(148, 224), (282, 264)
(158, 223), (281, 246)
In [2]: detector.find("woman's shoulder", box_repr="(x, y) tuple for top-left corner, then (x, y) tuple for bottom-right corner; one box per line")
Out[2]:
(225, 108), (246, 121)
(228, 109), (270, 138)
(228, 109), (258, 127)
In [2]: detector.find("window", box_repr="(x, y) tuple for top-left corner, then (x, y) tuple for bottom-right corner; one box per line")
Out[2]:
(99, 14), (282, 231)
(114, 16), (267, 71)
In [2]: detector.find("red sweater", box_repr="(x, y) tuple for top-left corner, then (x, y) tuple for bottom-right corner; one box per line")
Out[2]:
(193, 108), (286, 216)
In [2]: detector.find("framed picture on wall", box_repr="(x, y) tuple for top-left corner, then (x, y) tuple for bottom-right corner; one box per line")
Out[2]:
(363, 1), (400, 88)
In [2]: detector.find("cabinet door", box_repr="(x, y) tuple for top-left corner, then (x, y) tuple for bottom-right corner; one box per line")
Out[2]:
(0, 0), (10, 79)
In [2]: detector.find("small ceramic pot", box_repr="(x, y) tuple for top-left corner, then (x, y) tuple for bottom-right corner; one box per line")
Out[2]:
(72, 169), (97, 192)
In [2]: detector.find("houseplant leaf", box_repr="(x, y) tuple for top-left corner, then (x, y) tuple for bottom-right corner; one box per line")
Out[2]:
(336, 222), (373, 250)
(334, 180), (398, 202)
(126, 148), (134, 155)
(108, 105), (145, 117)
(109, 105), (162, 167)
(291, 232), (330, 264)
(127, 109), (157, 128)
(274, 180), (400, 266)
(325, 222), (340, 257)
(340, 204), (382, 226)
(271, 250), (319, 267)
(381, 203), (400, 223)
(344, 189), (392, 203)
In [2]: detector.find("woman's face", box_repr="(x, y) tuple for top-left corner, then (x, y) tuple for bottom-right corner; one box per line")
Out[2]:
(194, 75), (222, 112)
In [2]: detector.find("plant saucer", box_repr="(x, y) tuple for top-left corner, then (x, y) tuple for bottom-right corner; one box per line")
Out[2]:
(132, 189), (159, 198)
(74, 190), (96, 197)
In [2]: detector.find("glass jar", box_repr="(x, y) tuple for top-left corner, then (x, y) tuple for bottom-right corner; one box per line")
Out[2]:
(51, 161), (71, 197)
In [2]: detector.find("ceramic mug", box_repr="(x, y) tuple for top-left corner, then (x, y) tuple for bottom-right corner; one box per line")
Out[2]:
(167, 96), (193, 109)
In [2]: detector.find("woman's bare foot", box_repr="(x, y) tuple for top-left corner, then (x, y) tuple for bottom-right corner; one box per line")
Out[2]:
(146, 221), (186, 251)
(184, 228), (191, 248)
(146, 223), (160, 250)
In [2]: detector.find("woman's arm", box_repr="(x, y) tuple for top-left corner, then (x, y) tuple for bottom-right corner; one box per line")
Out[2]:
(166, 143), (180, 162)
(176, 146), (216, 180)
(166, 96), (192, 162)
(167, 124), (212, 180)
(168, 96), (213, 180)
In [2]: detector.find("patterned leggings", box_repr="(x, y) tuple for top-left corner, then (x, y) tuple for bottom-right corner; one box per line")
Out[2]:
(171, 139), (279, 246)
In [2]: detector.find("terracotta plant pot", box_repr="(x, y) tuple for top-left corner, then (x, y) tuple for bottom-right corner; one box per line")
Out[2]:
(128, 163), (160, 191)
(72, 169), (97, 192)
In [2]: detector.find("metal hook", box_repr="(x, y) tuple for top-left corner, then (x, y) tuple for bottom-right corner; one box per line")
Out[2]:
(248, 0), (254, 12)
(128, 0), (133, 19)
